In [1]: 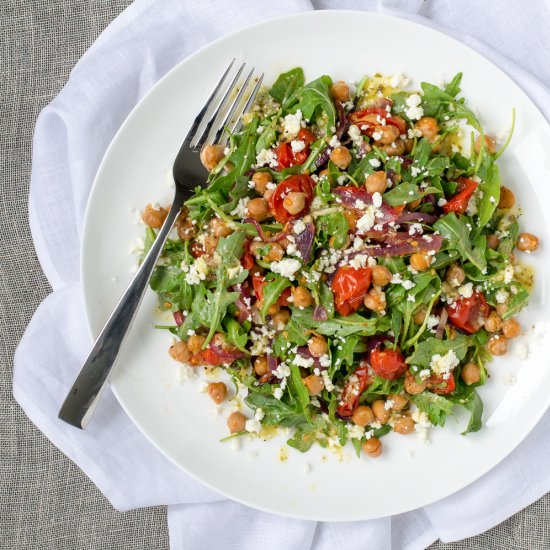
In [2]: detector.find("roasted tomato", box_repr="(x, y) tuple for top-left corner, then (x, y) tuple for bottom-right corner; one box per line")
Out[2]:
(330, 266), (372, 316)
(274, 128), (316, 170)
(370, 349), (408, 380)
(241, 240), (255, 270)
(442, 177), (478, 214)
(428, 373), (456, 395)
(337, 364), (373, 417)
(447, 291), (490, 334)
(268, 174), (314, 223)
(350, 106), (407, 136)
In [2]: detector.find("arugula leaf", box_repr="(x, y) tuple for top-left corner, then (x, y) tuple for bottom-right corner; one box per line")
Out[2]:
(444, 72), (463, 97)
(476, 155), (501, 228)
(216, 232), (246, 262)
(405, 334), (470, 368)
(224, 318), (249, 352)
(289, 365), (310, 418)
(383, 183), (441, 206)
(318, 282), (335, 319)
(447, 386), (484, 434)
(502, 284), (530, 319)
(208, 117), (259, 194)
(260, 275), (292, 319)
(434, 213), (486, 271)
(330, 335), (358, 377)
(150, 265), (194, 312)
(287, 422), (318, 452)
(140, 227), (156, 263)
(245, 392), (305, 427)
(256, 119), (278, 154)
(269, 67), (305, 107)
(412, 391), (454, 427)
(316, 313), (390, 338)
(293, 75), (336, 131)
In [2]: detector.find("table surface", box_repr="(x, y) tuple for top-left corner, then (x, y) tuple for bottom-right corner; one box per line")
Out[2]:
(2, 1), (549, 548)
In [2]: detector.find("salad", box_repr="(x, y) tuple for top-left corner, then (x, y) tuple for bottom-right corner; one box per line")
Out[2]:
(140, 68), (539, 458)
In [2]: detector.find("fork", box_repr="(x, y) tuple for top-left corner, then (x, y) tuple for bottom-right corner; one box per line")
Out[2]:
(58, 60), (263, 429)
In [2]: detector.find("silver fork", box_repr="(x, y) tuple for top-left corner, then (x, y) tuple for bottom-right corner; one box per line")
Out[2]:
(58, 61), (263, 429)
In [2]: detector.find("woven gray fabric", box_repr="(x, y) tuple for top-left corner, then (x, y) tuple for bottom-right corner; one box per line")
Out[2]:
(1, 1), (549, 549)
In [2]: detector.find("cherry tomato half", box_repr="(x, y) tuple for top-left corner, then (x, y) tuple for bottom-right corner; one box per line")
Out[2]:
(428, 373), (456, 395)
(349, 106), (407, 136)
(447, 291), (490, 334)
(330, 266), (372, 316)
(337, 364), (373, 417)
(241, 240), (255, 270)
(442, 177), (478, 214)
(370, 349), (408, 380)
(268, 174), (314, 223)
(274, 128), (316, 171)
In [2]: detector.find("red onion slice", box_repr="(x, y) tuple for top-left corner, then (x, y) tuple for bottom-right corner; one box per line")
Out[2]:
(243, 218), (288, 243)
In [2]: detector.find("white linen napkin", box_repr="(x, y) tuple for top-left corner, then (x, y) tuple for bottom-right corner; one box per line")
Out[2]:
(15, 0), (550, 548)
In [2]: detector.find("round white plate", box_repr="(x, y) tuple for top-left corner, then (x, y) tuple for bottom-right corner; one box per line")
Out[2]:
(82, 10), (550, 521)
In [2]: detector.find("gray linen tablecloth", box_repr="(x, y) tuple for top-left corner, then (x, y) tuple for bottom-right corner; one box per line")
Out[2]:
(1, 1), (549, 548)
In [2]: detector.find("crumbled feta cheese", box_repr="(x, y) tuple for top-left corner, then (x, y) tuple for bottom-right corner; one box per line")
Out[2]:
(369, 158), (381, 168)
(412, 409), (431, 443)
(255, 149), (278, 168)
(348, 424), (365, 439)
(245, 418), (262, 433)
(372, 192), (382, 208)
(270, 258), (301, 280)
(319, 354), (331, 368)
(458, 282), (474, 298)
(291, 140), (306, 154)
(437, 198), (447, 207)
(401, 280), (415, 290)
(329, 134), (341, 148)
(273, 387), (283, 400)
(419, 368), (431, 379)
(321, 370), (334, 391)
(503, 265), (514, 284)
(282, 109), (303, 138)
(356, 208), (376, 232)
(390, 73), (410, 88)
(426, 315), (440, 331)
(495, 289), (509, 304)
(348, 124), (363, 148)
(230, 196), (250, 217)
(293, 354), (314, 369)
(404, 93), (424, 120)
(407, 128), (422, 139)
(430, 350), (459, 379)
(293, 220), (306, 234)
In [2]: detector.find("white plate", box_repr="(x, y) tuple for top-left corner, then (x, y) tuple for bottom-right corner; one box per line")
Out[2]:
(82, 10), (550, 521)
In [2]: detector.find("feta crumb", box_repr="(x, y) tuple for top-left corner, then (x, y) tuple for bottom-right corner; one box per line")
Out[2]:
(255, 149), (278, 169)
(245, 418), (262, 433)
(404, 93), (424, 121)
(458, 282), (474, 298)
(430, 350), (459, 378)
(230, 196), (250, 217)
(372, 192), (382, 208)
(291, 140), (306, 154)
(270, 258), (301, 280)
(369, 158), (381, 168)
(273, 387), (283, 400)
(282, 109), (303, 138)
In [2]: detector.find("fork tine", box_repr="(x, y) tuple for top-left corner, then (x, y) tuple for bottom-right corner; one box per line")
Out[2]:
(192, 63), (246, 149)
(212, 68), (255, 144)
(230, 73), (264, 136)
(184, 59), (235, 144)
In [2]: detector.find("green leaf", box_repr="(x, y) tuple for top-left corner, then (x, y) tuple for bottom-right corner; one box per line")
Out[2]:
(245, 392), (305, 427)
(260, 275), (292, 320)
(461, 389), (483, 434)
(330, 335), (358, 378)
(287, 422), (318, 452)
(216, 232), (246, 263)
(319, 282), (335, 319)
(316, 313), (390, 338)
(224, 318), (249, 353)
(383, 183), (441, 206)
(289, 365), (310, 418)
(444, 72), (463, 97)
(140, 227), (156, 263)
(406, 334), (470, 369)
(269, 67), (305, 107)
(476, 156), (501, 228)
(256, 119), (278, 154)
(411, 392), (454, 427)
(293, 75), (336, 131)
(434, 213), (486, 271)
(503, 285), (530, 319)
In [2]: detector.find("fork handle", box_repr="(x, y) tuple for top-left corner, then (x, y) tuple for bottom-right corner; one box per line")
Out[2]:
(58, 185), (186, 429)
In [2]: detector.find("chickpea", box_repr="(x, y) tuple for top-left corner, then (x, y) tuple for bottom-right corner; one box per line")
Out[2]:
(307, 335), (328, 358)
(303, 374), (324, 396)
(227, 411), (246, 434)
(200, 144), (225, 171)
(461, 362), (481, 385)
(486, 234), (500, 251)
(210, 217), (232, 237)
(352, 405), (375, 427)
(343, 209), (360, 232)
(169, 340), (190, 363)
(517, 232), (539, 252)
(252, 171), (273, 195)
(263, 189), (275, 201)
(371, 265), (392, 287)
(474, 134), (497, 154)
(484, 310), (503, 333)
(267, 303), (280, 316)
(413, 306), (427, 325)
(393, 415), (415, 434)
(142, 204), (168, 228)
(249, 241), (265, 258)
(372, 400), (390, 424)
(283, 192), (306, 215)
(364, 287), (386, 312)
(445, 263), (465, 287)
(330, 146), (352, 170)
(502, 318), (521, 339)
(187, 334), (206, 353)
(373, 124), (400, 145)
(364, 171), (387, 194)
(498, 187), (515, 209)
(254, 355), (269, 376)
(362, 437), (382, 457)
(403, 138), (414, 153)
(381, 139), (405, 156)
(265, 243), (284, 262)
(247, 198), (270, 221)
(388, 393), (408, 411)
(404, 371), (427, 395)
(410, 252), (432, 272)
(495, 302), (508, 316)
(208, 382), (227, 404)
(272, 308), (290, 329)
(331, 80), (350, 102)
(204, 235), (218, 253)
(415, 117), (439, 142)
(177, 218), (195, 241)
(486, 334), (508, 356)
(293, 286), (313, 308)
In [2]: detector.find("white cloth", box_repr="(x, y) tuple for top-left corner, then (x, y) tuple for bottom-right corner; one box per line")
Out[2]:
(14, 0), (550, 548)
